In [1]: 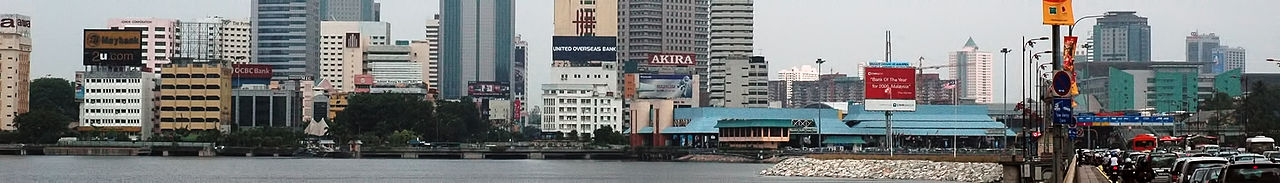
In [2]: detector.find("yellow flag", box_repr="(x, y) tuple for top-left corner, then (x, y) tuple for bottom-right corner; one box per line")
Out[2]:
(1042, 0), (1074, 25)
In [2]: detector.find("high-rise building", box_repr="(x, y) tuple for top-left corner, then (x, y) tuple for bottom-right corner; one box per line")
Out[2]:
(774, 65), (818, 108)
(108, 18), (180, 74)
(439, 0), (515, 99)
(424, 15), (441, 90)
(707, 0), (764, 108)
(787, 73), (864, 107)
(1217, 46), (1246, 73)
(0, 14), (31, 130)
(364, 45), (422, 86)
(947, 38), (994, 104)
(158, 61), (232, 132)
(546, 0), (622, 135)
(319, 21), (390, 90)
(233, 81), (303, 128)
(320, 0), (380, 21)
(252, 0), (321, 80)
(1186, 32), (1220, 64)
(178, 16), (252, 64)
(618, 0), (711, 99)
(1091, 11), (1151, 62)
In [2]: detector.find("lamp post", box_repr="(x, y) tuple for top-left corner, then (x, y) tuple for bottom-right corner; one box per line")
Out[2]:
(815, 58), (826, 149)
(1021, 36), (1049, 159)
(1000, 48), (1012, 152)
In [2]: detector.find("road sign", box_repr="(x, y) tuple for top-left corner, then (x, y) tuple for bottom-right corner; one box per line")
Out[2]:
(1042, 0), (1074, 25)
(1052, 70), (1071, 97)
(1052, 98), (1074, 124)
(1068, 127), (1079, 140)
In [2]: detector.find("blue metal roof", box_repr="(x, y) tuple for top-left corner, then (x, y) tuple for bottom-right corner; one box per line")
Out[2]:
(658, 106), (1013, 136)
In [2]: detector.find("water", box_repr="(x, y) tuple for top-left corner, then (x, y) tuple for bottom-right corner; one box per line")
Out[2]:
(0, 156), (949, 183)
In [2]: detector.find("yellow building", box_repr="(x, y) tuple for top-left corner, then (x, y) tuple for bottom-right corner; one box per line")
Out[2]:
(327, 92), (348, 120)
(159, 62), (232, 131)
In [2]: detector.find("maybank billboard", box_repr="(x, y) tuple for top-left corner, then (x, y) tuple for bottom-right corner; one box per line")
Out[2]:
(636, 75), (694, 99)
(552, 36), (616, 62)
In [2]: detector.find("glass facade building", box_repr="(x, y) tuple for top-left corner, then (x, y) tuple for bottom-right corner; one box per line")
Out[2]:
(252, 0), (321, 79)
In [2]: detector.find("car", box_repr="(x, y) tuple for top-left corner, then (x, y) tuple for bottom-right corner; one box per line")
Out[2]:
(1189, 165), (1224, 183)
(1173, 157), (1229, 183)
(1231, 154), (1271, 164)
(1202, 166), (1226, 183)
(1217, 163), (1280, 183)
(1152, 153), (1180, 178)
(1262, 151), (1280, 162)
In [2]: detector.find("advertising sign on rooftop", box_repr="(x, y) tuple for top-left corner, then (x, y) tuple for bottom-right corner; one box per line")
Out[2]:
(636, 74), (694, 99)
(468, 81), (511, 98)
(232, 64), (273, 79)
(552, 36), (616, 62)
(83, 29), (143, 66)
(647, 53), (696, 66)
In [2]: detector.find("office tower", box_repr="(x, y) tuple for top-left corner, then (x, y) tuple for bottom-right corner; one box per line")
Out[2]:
(439, 0), (515, 99)
(0, 14), (30, 130)
(947, 38), (994, 104)
(544, 0), (622, 135)
(618, 0), (711, 103)
(707, 0), (762, 108)
(1091, 11), (1151, 62)
(252, 0), (321, 79)
(108, 18), (179, 73)
(319, 21), (390, 90)
(320, 0), (380, 21)
(178, 16), (252, 63)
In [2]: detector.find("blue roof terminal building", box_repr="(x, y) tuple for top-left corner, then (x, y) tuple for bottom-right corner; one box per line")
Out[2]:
(629, 100), (1015, 150)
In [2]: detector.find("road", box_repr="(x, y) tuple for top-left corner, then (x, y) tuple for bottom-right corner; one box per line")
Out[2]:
(1075, 165), (1111, 183)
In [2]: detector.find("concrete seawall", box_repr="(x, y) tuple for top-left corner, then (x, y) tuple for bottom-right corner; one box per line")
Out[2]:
(44, 147), (142, 156)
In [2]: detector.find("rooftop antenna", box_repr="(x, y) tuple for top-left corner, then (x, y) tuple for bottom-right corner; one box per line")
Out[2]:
(886, 30), (892, 62)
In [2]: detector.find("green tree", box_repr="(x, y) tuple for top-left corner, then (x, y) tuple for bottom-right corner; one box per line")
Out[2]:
(14, 110), (72, 143)
(1239, 81), (1280, 136)
(330, 93), (435, 141)
(1201, 92), (1235, 110)
(592, 126), (626, 145)
(386, 130), (419, 147)
(567, 130), (579, 141)
(29, 78), (78, 119)
(521, 126), (541, 140)
(434, 97), (489, 142)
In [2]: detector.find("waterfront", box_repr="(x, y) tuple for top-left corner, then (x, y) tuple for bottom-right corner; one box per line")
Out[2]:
(0, 156), (959, 183)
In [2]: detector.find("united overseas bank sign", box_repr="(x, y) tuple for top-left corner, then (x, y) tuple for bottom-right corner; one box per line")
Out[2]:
(552, 36), (616, 62)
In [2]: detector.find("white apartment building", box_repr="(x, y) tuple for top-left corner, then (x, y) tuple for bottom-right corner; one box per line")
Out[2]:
(947, 38), (994, 104)
(365, 45), (423, 85)
(320, 21), (389, 90)
(424, 15), (441, 90)
(776, 65), (818, 102)
(79, 70), (155, 140)
(541, 62), (623, 136)
(108, 18), (180, 74)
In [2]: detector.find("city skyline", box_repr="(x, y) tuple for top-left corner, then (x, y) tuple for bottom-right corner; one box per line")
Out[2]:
(2, 0), (1279, 105)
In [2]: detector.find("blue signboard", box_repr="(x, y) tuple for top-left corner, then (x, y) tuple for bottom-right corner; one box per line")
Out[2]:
(867, 62), (911, 68)
(1053, 98), (1074, 124)
(1212, 51), (1225, 73)
(1068, 127), (1079, 140)
(552, 36), (617, 62)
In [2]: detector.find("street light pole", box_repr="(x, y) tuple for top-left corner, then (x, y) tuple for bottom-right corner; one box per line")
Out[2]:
(816, 58), (826, 149)
(1001, 48), (1012, 151)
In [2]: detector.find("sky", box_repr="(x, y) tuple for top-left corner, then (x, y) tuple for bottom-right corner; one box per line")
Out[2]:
(2, 0), (1279, 107)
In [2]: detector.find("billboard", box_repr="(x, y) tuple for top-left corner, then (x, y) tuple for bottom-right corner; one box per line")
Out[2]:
(83, 29), (143, 66)
(647, 53), (696, 66)
(232, 64), (273, 79)
(864, 67), (916, 111)
(636, 75), (695, 99)
(552, 36), (616, 61)
(468, 81), (511, 98)
(1212, 51), (1225, 73)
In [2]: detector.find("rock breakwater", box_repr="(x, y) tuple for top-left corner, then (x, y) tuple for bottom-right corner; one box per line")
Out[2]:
(758, 158), (1002, 182)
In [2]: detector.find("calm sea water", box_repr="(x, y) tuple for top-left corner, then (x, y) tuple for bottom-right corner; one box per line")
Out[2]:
(0, 156), (954, 183)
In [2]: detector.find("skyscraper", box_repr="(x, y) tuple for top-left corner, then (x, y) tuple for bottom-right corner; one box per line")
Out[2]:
(320, 0), (380, 21)
(439, 0), (515, 99)
(108, 18), (180, 73)
(947, 38), (993, 104)
(0, 14), (31, 130)
(544, 0), (622, 135)
(252, 0), (321, 80)
(1186, 32), (1247, 74)
(1186, 32), (1220, 64)
(708, 0), (764, 108)
(618, 0), (710, 101)
(1091, 11), (1151, 62)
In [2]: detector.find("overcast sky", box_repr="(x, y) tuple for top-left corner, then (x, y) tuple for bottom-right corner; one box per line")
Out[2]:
(3, 0), (1278, 106)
